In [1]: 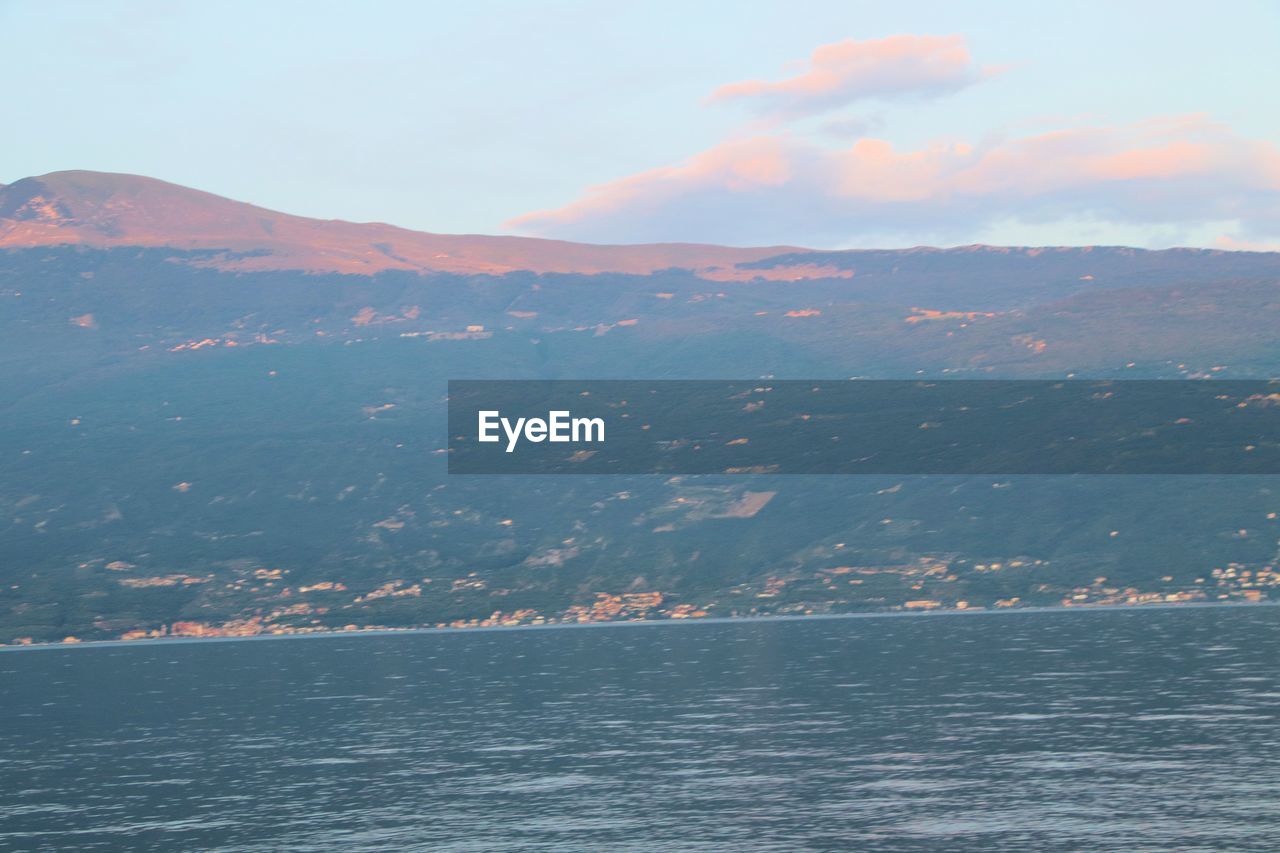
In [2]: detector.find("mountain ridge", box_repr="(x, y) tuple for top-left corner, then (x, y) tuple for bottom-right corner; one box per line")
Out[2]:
(0, 171), (806, 277)
(3, 171), (1274, 279)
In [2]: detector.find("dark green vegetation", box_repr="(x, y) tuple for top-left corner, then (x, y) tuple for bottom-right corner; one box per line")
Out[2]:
(3, 246), (1280, 642)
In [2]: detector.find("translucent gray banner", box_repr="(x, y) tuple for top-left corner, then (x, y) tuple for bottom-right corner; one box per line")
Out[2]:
(447, 380), (1280, 475)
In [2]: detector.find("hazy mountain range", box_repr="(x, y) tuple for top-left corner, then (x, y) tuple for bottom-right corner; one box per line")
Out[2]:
(2, 171), (1279, 645)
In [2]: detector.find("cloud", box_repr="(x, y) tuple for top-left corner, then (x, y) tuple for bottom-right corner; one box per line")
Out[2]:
(1213, 235), (1280, 252)
(506, 116), (1280, 247)
(708, 35), (995, 119)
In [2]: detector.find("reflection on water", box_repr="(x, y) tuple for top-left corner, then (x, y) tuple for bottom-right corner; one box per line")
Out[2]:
(1, 607), (1278, 851)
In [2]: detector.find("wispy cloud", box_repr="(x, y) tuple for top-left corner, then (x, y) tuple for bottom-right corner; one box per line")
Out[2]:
(708, 34), (996, 120)
(507, 116), (1280, 247)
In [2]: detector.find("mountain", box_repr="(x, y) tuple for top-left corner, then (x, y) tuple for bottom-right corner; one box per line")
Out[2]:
(0, 170), (806, 277)
(3, 171), (1280, 645)
(5, 170), (1278, 295)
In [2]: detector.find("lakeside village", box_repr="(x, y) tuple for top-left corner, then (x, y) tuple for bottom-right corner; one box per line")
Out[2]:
(7, 555), (1277, 648)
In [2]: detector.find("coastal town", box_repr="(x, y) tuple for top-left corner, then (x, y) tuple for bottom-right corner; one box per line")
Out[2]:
(7, 551), (1275, 648)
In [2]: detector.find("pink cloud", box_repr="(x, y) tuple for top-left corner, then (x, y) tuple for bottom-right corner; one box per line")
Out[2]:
(506, 116), (1280, 246)
(708, 35), (996, 119)
(1214, 235), (1280, 252)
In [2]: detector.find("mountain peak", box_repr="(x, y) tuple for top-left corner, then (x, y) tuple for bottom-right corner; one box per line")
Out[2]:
(2, 170), (1262, 278)
(0, 170), (805, 277)
(0, 170), (277, 241)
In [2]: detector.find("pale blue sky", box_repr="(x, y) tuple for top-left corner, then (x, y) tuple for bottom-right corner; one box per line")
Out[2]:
(4, 1), (1279, 248)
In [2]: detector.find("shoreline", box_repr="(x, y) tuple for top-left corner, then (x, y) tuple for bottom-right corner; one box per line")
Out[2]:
(1, 599), (1275, 654)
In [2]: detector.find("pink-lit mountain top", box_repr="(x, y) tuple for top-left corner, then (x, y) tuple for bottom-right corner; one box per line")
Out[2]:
(0, 171), (823, 278)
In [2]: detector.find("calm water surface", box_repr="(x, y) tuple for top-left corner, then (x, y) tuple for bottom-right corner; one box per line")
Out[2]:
(1, 606), (1278, 851)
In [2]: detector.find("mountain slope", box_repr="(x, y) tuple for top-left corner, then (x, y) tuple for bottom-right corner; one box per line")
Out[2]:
(3, 175), (1280, 643)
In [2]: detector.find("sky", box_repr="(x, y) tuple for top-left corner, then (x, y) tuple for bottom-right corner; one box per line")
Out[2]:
(4, 0), (1280, 249)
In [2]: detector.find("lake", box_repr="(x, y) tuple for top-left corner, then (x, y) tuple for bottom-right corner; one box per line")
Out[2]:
(2, 606), (1278, 851)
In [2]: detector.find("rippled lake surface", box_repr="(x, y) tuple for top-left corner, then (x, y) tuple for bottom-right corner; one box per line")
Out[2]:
(2, 606), (1279, 851)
